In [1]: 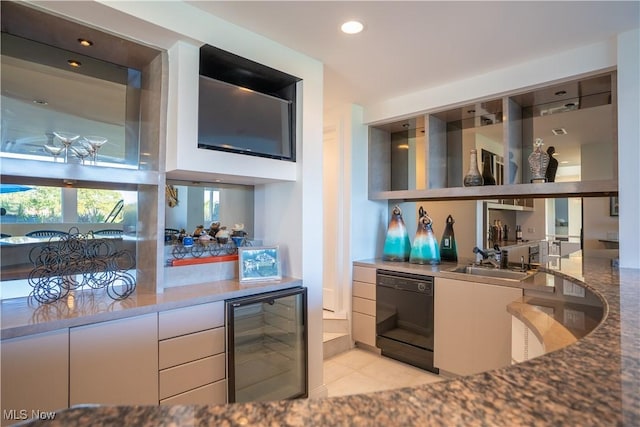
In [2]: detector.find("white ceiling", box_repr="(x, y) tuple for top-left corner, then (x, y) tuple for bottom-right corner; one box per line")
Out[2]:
(188, 1), (639, 111)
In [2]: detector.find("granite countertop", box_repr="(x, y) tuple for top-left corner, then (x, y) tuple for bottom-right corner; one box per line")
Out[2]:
(356, 258), (557, 293)
(1, 277), (302, 340)
(14, 254), (640, 426)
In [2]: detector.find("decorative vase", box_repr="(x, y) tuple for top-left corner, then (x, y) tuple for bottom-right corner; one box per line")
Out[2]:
(382, 205), (411, 261)
(528, 138), (550, 183)
(481, 153), (496, 185)
(409, 207), (441, 265)
(439, 214), (458, 262)
(463, 149), (483, 186)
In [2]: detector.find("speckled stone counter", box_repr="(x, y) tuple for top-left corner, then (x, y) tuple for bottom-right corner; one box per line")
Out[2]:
(13, 255), (640, 426)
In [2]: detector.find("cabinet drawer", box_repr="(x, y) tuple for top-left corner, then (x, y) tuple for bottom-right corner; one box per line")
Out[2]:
(353, 281), (375, 300)
(159, 353), (225, 400)
(352, 312), (376, 347)
(159, 327), (224, 370)
(159, 301), (224, 339)
(159, 380), (226, 405)
(353, 266), (376, 284)
(353, 296), (375, 316)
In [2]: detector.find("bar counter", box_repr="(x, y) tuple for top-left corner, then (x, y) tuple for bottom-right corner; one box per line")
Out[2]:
(11, 254), (640, 426)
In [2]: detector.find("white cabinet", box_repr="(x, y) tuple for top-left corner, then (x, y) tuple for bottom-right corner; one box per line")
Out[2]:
(352, 265), (377, 348)
(158, 301), (226, 405)
(1, 329), (69, 427)
(70, 313), (158, 406)
(434, 278), (522, 376)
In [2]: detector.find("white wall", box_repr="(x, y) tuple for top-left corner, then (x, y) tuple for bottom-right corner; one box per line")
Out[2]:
(323, 104), (386, 315)
(617, 29), (640, 268)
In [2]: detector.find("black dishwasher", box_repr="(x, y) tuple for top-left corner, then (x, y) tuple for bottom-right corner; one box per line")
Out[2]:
(226, 287), (308, 403)
(376, 270), (438, 373)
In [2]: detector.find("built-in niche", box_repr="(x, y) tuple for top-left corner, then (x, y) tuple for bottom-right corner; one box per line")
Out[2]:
(197, 45), (301, 162)
(164, 180), (255, 241)
(0, 2), (162, 169)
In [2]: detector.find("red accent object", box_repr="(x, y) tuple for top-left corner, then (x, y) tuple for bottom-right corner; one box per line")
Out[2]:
(170, 254), (238, 267)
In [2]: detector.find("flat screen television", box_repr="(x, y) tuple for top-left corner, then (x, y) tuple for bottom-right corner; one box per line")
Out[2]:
(198, 75), (296, 162)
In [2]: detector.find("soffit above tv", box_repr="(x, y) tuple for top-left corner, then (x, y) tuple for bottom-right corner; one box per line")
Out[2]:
(199, 44), (301, 99)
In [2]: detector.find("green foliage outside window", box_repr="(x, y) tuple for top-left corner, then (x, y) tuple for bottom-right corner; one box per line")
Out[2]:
(0, 187), (127, 223)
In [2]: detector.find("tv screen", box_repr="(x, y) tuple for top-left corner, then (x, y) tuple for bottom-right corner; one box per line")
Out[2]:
(198, 76), (295, 161)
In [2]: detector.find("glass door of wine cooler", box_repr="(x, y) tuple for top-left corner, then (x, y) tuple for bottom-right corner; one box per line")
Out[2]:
(226, 287), (308, 403)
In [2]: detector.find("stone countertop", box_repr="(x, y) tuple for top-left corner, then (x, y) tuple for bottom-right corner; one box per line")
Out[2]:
(355, 258), (557, 293)
(1, 277), (303, 340)
(15, 254), (640, 426)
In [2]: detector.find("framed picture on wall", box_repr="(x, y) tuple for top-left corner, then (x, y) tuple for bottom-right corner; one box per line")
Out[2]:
(610, 196), (619, 216)
(238, 246), (282, 282)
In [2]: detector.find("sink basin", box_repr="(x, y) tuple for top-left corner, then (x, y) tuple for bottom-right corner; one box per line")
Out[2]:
(449, 265), (533, 281)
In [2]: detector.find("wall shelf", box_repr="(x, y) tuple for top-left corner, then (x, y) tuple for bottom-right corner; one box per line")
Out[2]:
(368, 72), (618, 204)
(370, 180), (618, 202)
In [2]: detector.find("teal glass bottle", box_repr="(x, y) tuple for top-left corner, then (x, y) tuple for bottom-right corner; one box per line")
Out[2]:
(382, 205), (411, 261)
(409, 207), (441, 265)
(440, 214), (458, 262)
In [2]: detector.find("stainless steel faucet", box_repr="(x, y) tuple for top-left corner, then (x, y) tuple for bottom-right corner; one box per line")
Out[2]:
(473, 247), (500, 268)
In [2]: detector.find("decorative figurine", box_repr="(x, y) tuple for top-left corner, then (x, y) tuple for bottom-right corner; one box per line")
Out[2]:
(409, 206), (441, 265)
(215, 226), (230, 244)
(528, 138), (550, 183)
(382, 205), (411, 261)
(545, 146), (558, 182)
(208, 221), (221, 237)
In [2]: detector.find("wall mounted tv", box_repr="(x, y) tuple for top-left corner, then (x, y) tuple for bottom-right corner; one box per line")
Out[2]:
(198, 45), (301, 162)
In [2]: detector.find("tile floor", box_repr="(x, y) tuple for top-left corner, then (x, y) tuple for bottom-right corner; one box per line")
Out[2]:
(323, 348), (443, 397)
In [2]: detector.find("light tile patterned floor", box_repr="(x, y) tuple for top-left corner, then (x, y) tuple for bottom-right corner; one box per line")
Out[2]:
(323, 348), (443, 397)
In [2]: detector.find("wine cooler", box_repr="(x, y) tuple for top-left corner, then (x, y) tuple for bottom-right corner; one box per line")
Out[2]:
(226, 287), (308, 403)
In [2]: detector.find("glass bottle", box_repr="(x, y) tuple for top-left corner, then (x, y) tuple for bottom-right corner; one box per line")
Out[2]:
(410, 207), (441, 265)
(464, 149), (483, 186)
(440, 214), (458, 262)
(382, 205), (411, 261)
(481, 153), (496, 185)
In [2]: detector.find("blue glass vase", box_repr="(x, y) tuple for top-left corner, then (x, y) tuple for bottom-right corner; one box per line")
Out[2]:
(382, 205), (411, 261)
(410, 207), (441, 265)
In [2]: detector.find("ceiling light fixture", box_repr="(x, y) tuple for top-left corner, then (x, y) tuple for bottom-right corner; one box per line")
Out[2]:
(67, 59), (82, 68)
(341, 20), (364, 34)
(77, 38), (93, 47)
(552, 128), (567, 136)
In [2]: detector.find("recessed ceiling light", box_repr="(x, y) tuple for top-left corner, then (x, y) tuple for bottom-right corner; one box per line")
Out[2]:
(67, 59), (82, 68)
(552, 128), (567, 135)
(341, 20), (364, 34)
(77, 38), (93, 47)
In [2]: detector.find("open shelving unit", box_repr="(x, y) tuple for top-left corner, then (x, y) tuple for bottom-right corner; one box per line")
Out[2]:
(368, 72), (619, 204)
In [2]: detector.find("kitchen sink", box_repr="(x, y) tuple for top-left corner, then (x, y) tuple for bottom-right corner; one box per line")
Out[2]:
(449, 265), (534, 281)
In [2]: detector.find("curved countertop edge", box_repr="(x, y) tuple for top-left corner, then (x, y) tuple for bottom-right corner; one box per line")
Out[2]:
(506, 299), (579, 352)
(12, 256), (640, 426)
(0, 277), (303, 340)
